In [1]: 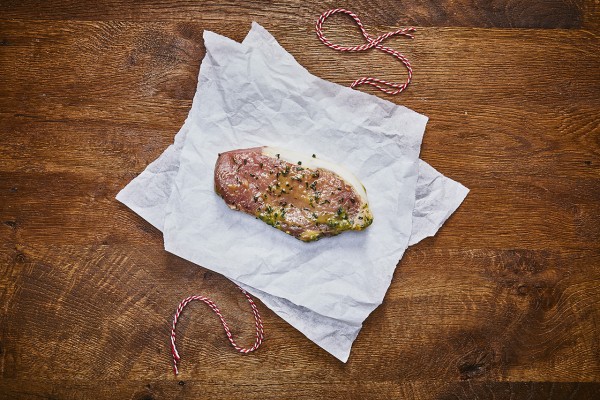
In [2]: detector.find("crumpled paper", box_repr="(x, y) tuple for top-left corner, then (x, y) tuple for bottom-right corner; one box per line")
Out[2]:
(117, 23), (469, 362)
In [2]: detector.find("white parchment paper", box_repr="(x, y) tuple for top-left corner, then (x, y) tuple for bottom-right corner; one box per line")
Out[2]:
(117, 23), (469, 362)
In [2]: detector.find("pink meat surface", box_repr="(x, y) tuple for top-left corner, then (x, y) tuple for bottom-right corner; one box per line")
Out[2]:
(214, 147), (373, 242)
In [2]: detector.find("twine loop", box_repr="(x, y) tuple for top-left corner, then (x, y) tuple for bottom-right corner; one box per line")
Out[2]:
(170, 286), (264, 375)
(316, 8), (416, 95)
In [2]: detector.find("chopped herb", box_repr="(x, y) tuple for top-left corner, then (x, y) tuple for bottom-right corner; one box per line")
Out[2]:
(249, 173), (255, 178)
(276, 153), (280, 159)
(309, 181), (317, 190)
(337, 187), (342, 191)
(243, 159), (247, 165)
(266, 205), (273, 213)
(253, 195), (259, 202)
(274, 213), (278, 218)
(312, 212), (318, 219)
(259, 162), (263, 168)
(358, 216), (363, 220)
(311, 170), (320, 178)
(297, 161), (302, 165)
(339, 198), (344, 203)
(312, 154), (316, 158)
(350, 198), (356, 204)
(296, 167), (304, 171)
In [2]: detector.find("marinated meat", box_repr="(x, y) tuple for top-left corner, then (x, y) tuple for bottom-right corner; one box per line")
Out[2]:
(214, 146), (373, 242)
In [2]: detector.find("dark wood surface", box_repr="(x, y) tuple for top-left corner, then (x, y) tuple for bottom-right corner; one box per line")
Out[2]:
(1, 1), (599, 399)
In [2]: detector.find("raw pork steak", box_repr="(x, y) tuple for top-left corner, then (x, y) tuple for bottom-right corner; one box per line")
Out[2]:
(214, 147), (373, 242)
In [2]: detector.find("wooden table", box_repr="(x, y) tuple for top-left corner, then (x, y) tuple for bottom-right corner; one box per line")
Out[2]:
(1, 1), (599, 398)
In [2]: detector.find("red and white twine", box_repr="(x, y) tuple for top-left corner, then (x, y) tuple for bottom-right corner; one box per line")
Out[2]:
(316, 8), (416, 95)
(170, 286), (264, 375)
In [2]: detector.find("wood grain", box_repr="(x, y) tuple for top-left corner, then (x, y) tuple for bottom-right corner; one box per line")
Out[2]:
(0, 0), (599, 398)
(1, 380), (600, 400)
(0, 0), (587, 29)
